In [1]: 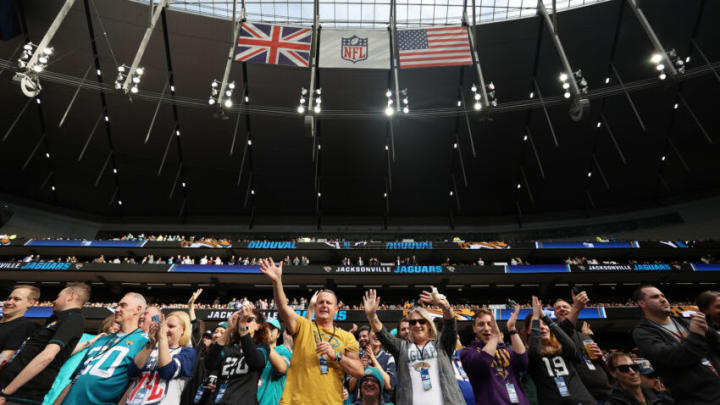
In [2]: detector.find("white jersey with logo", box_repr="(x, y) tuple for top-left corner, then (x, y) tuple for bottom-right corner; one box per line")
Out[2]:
(407, 341), (442, 404)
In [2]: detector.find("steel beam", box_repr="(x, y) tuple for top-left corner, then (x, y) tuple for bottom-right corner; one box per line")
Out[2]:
(537, 0), (589, 120)
(525, 127), (545, 179)
(122, 0), (168, 94)
(145, 79), (169, 144)
(58, 63), (92, 128)
(217, 0), (241, 107)
(625, 0), (678, 77)
(459, 90), (477, 157)
(463, 2), (489, 108)
(600, 113), (627, 165)
(305, 0), (320, 137)
(677, 94), (712, 144)
(533, 80), (559, 147)
(691, 40), (720, 84)
(592, 154), (611, 190)
(2, 98), (31, 142)
(390, 0), (401, 111)
(609, 63), (646, 132)
(23, 0), (76, 75)
(77, 113), (102, 161)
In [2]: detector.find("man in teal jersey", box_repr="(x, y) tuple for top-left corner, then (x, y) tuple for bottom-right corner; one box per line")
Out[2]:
(257, 318), (292, 405)
(60, 292), (149, 405)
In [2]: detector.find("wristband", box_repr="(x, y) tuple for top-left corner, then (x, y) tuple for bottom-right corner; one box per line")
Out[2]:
(507, 330), (519, 335)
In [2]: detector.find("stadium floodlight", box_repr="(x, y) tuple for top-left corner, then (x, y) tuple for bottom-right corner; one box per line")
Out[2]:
(650, 53), (662, 64)
(385, 106), (394, 116)
(596, 121), (602, 128)
(474, 102), (482, 111)
(559, 72), (568, 82)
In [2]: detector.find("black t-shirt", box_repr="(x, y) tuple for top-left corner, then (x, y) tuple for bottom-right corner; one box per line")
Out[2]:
(205, 335), (268, 405)
(558, 319), (612, 400)
(0, 308), (84, 402)
(0, 317), (38, 352)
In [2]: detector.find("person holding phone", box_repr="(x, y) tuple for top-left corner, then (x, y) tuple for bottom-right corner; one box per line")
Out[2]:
(522, 297), (596, 405)
(204, 306), (267, 405)
(363, 288), (465, 405)
(124, 311), (196, 405)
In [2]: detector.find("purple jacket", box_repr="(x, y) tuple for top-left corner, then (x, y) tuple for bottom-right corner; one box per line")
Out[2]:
(459, 341), (530, 405)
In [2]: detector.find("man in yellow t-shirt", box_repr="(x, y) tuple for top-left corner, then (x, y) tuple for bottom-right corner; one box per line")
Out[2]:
(260, 258), (363, 405)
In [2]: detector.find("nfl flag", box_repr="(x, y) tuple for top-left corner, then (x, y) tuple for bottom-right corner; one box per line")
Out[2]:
(397, 26), (473, 69)
(319, 29), (390, 69)
(236, 22), (311, 67)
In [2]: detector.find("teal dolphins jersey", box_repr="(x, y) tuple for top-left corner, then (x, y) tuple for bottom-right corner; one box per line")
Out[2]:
(62, 329), (149, 405)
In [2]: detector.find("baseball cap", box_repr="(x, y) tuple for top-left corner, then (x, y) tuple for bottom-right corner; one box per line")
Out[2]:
(267, 318), (282, 332)
(203, 330), (213, 337)
(217, 321), (228, 329)
(360, 367), (385, 393)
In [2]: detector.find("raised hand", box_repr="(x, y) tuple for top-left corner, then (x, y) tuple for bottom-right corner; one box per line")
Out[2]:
(188, 288), (203, 305)
(531, 296), (543, 320)
(363, 289), (381, 317)
(419, 286), (449, 309)
(260, 258), (283, 283)
(308, 290), (319, 311)
(506, 304), (521, 332)
(572, 290), (589, 309)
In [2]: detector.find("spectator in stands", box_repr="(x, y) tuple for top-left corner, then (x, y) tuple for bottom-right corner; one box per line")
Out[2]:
(292, 257), (300, 266)
(257, 318), (291, 405)
(0, 285), (40, 367)
(181, 289), (207, 405)
(0, 283), (89, 405)
(696, 290), (720, 329)
(204, 307), (267, 404)
(396, 319), (410, 341)
(43, 315), (118, 405)
(139, 306), (162, 334)
(460, 305), (528, 405)
(606, 352), (671, 405)
(259, 258), (362, 405)
(553, 291), (612, 402)
(357, 326), (371, 358)
(634, 360), (675, 404)
(522, 296), (596, 405)
(363, 288), (465, 405)
(125, 311), (196, 405)
(60, 292), (150, 405)
(352, 367), (390, 405)
(348, 330), (395, 403)
(632, 285), (720, 405)
(455, 326), (476, 405)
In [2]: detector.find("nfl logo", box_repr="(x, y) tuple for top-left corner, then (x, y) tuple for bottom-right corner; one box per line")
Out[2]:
(341, 35), (368, 63)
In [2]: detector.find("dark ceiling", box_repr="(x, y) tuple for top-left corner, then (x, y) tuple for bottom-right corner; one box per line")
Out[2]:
(0, 0), (719, 228)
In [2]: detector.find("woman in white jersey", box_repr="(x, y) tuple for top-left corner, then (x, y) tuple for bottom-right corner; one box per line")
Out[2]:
(363, 288), (465, 405)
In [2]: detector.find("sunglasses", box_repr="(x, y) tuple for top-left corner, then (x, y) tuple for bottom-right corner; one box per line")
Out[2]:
(615, 364), (640, 373)
(408, 319), (428, 326)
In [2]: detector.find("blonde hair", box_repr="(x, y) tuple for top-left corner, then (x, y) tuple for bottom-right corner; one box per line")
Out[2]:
(406, 307), (438, 344)
(14, 285), (40, 302)
(167, 311), (192, 347)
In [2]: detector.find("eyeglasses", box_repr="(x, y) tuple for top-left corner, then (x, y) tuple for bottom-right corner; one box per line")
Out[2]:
(408, 319), (428, 326)
(615, 364), (640, 373)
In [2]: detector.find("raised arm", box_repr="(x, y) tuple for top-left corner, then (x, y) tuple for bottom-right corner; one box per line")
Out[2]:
(567, 290), (588, 327)
(543, 315), (577, 359)
(188, 288), (203, 322)
(528, 296), (543, 359)
(364, 289), (403, 359)
(306, 291), (318, 321)
(506, 304), (526, 354)
(419, 286), (457, 355)
(260, 258), (298, 334)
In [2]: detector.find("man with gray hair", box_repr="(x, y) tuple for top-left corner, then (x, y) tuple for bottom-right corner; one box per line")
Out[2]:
(58, 292), (150, 405)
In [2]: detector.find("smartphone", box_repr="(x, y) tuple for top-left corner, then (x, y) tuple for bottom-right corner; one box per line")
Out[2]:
(152, 315), (161, 323)
(572, 286), (583, 296)
(506, 298), (519, 308)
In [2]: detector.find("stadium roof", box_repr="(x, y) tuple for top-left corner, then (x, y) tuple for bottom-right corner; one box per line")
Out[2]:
(0, 0), (719, 228)
(140, 0), (610, 28)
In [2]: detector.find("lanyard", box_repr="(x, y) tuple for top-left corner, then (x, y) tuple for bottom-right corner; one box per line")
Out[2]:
(652, 318), (687, 341)
(415, 342), (431, 361)
(313, 322), (336, 344)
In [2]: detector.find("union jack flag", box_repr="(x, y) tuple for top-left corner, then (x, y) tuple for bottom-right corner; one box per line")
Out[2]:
(236, 22), (312, 67)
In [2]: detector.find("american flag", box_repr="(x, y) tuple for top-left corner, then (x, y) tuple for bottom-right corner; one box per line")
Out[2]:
(236, 22), (312, 67)
(397, 26), (473, 69)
